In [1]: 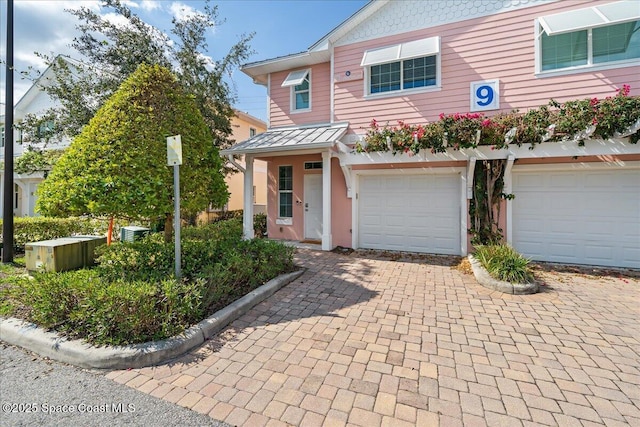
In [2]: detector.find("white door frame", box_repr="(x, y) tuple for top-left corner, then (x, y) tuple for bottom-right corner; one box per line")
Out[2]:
(304, 173), (323, 240)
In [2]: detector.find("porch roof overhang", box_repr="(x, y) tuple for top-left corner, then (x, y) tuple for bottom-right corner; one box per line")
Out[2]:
(220, 122), (349, 157)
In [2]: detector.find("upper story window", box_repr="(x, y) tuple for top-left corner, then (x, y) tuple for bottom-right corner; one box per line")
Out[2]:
(36, 120), (55, 139)
(537, 2), (640, 74)
(249, 127), (256, 138)
(282, 69), (311, 113)
(361, 36), (440, 97)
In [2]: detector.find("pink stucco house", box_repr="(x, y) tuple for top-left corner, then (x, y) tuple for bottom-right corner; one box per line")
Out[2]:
(221, 0), (640, 269)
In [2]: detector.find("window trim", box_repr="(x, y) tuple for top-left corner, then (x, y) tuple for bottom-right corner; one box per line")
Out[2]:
(534, 17), (640, 77)
(288, 69), (311, 114)
(361, 37), (441, 99)
(363, 55), (442, 99)
(304, 161), (323, 170)
(278, 165), (293, 219)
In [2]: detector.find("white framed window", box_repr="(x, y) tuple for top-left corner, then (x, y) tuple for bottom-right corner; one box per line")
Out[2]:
(249, 127), (256, 138)
(36, 120), (55, 139)
(278, 165), (293, 218)
(536, 2), (640, 75)
(361, 36), (441, 97)
(282, 69), (311, 112)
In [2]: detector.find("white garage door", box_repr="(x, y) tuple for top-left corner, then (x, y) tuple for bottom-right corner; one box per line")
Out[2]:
(512, 167), (640, 268)
(358, 173), (461, 255)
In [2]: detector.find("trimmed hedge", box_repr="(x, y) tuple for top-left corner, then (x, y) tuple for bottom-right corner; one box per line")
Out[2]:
(1, 217), (295, 346)
(0, 217), (112, 251)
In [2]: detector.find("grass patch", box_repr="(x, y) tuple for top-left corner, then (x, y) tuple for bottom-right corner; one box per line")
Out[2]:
(474, 244), (535, 284)
(0, 218), (295, 346)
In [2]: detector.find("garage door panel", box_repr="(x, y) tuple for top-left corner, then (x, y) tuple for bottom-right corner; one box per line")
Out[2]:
(359, 173), (461, 255)
(584, 244), (614, 262)
(512, 168), (640, 268)
(622, 247), (640, 265)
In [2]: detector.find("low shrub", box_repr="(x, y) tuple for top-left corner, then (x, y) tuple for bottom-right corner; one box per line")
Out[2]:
(254, 213), (267, 237)
(474, 244), (535, 284)
(200, 211), (267, 238)
(1, 218), (296, 345)
(2, 269), (204, 345)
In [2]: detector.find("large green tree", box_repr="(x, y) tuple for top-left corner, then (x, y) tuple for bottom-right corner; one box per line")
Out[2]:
(21, 0), (252, 155)
(36, 64), (229, 239)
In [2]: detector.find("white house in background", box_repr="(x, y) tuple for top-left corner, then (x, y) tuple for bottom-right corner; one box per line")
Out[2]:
(0, 61), (72, 217)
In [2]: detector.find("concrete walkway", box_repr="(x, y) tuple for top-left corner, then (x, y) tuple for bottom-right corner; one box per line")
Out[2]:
(107, 249), (640, 426)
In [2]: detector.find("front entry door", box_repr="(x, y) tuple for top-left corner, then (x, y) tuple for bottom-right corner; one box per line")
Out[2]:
(304, 174), (323, 240)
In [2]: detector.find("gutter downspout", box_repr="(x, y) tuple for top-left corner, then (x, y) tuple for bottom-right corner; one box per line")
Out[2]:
(227, 154), (245, 173)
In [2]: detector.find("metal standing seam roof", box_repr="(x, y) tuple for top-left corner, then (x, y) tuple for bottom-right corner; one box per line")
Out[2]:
(220, 123), (349, 155)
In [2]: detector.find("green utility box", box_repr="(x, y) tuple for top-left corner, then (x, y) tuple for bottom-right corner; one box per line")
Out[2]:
(120, 226), (150, 242)
(25, 235), (107, 273)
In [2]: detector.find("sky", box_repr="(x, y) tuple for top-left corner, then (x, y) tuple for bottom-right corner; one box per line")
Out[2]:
(0, 0), (369, 122)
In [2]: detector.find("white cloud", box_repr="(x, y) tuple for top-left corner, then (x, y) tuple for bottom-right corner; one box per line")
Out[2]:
(101, 12), (133, 29)
(198, 53), (216, 72)
(140, 1), (162, 12)
(120, 0), (162, 12)
(169, 2), (205, 22)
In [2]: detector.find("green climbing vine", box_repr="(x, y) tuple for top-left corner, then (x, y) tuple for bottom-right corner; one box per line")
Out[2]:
(469, 160), (514, 245)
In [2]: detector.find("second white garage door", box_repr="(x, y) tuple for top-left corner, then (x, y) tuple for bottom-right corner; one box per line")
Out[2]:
(512, 166), (640, 268)
(358, 173), (461, 255)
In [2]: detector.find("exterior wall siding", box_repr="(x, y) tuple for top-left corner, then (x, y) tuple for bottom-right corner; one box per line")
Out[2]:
(332, 0), (640, 136)
(252, 0), (640, 262)
(224, 113), (268, 211)
(269, 62), (332, 128)
(263, 154), (352, 247)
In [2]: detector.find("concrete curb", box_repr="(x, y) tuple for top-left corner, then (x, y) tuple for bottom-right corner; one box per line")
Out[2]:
(0, 270), (305, 370)
(468, 255), (539, 295)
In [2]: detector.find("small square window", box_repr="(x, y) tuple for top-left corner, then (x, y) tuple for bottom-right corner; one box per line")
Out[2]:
(283, 69), (311, 112)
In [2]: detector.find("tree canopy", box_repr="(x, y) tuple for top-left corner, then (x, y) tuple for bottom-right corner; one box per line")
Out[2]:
(36, 64), (229, 224)
(21, 0), (253, 152)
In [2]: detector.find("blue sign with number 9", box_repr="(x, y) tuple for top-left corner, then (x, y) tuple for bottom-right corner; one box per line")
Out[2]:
(476, 85), (494, 107)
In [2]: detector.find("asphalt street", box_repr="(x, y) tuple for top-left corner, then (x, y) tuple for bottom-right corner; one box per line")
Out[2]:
(0, 343), (229, 427)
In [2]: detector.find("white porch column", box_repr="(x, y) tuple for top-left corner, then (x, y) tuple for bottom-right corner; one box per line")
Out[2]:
(503, 155), (515, 245)
(243, 155), (255, 240)
(322, 150), (332, 250)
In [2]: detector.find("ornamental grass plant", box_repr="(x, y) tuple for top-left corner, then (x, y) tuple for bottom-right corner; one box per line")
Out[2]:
(474, 244), (535, 284)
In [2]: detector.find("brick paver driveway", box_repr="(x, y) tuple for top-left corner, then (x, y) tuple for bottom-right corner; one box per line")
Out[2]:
(108, 249), (640, 426)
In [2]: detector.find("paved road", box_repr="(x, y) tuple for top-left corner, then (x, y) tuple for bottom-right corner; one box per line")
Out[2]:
(0, 343), (228, 427)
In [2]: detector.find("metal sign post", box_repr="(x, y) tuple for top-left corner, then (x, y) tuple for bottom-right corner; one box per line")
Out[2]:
(167, 135), (182, 279)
